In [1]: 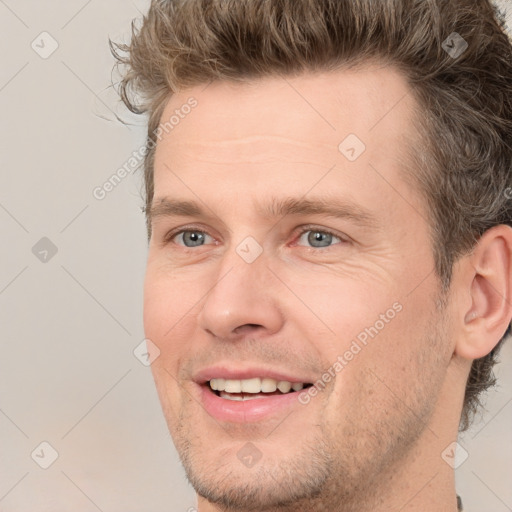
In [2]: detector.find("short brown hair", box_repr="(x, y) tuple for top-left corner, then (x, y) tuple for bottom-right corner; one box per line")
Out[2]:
(111, 0), (512, 431)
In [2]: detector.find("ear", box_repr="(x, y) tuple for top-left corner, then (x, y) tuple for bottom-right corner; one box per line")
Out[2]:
(454, 224), (512, 360)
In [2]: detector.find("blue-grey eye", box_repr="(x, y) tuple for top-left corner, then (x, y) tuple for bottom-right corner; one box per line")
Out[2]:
(297, 230), (341, 248)
(178, 230), (210, 247)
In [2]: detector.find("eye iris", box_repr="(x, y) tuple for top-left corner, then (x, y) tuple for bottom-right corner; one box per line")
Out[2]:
(308, 231), (332, 247)
(178, 229), (336, 248)
(183, 231), (205, 247)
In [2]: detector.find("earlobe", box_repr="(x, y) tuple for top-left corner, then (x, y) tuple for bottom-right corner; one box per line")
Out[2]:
(455, 225), (512, 361)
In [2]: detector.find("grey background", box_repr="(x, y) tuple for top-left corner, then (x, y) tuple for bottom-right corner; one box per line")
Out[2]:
(0, 1), (511, 511)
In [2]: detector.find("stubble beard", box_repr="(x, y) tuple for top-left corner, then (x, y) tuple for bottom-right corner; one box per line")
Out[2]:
(164, 294), (450, 512)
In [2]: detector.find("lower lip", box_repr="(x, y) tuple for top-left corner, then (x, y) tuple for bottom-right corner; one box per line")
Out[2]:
(198, 384), (309, 423)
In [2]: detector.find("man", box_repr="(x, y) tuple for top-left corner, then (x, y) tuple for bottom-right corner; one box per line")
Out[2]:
(112, 0), (512, 510)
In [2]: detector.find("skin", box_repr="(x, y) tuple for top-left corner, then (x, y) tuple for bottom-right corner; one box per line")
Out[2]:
(143, 66), (512, 512)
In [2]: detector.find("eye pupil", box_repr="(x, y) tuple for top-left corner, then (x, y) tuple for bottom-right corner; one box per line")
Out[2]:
(174, 228), (342, 250)
(184, 231), (205, 247)
(308, 231), (332, 247)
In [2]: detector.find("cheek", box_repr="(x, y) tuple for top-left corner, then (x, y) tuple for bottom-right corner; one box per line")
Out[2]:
(143, 282), (168, 345)
(289, 276), (405, 358)
(144, 272), (193, 422)
(323, 283), (440, 396)
(322, 302), (444, 442)
(143, 266), (194, 337)
(143, 270), (192, 375)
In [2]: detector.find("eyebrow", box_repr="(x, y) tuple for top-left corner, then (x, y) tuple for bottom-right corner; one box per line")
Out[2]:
(148, 196), (380, 229)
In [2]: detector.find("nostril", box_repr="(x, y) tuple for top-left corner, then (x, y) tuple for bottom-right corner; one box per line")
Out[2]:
(233, 325), (263, 336)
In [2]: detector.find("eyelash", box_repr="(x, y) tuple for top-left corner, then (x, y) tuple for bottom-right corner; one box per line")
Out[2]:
(163, 224), (348, 251)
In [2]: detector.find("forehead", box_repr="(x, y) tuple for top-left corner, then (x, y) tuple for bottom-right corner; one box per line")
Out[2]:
(152, 66), (422, 220)
(158, 66), (415, 146)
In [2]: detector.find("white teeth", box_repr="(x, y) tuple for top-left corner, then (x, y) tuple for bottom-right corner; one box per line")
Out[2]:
(277, 381), (292, 393)
(219, 391), (266, 401)
(240, 377), (261, 393)
(224, 380), (242, 393)
(219, 391), (244, 401)
(209, 377), (308, 394)
(261, 378), (277, 392)
(210, 378), (224, 391)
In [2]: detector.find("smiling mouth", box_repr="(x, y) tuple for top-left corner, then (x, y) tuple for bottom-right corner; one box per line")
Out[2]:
(207, 378), (314, 401)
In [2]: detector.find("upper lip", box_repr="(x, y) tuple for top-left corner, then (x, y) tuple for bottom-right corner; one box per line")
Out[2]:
(193, 365), (316, 385)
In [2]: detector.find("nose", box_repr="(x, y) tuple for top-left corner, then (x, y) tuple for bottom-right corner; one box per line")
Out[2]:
(196, 254), (285, 341)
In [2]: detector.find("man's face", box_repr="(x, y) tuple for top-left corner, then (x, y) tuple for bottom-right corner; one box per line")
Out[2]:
(144, 67), (455, 510)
